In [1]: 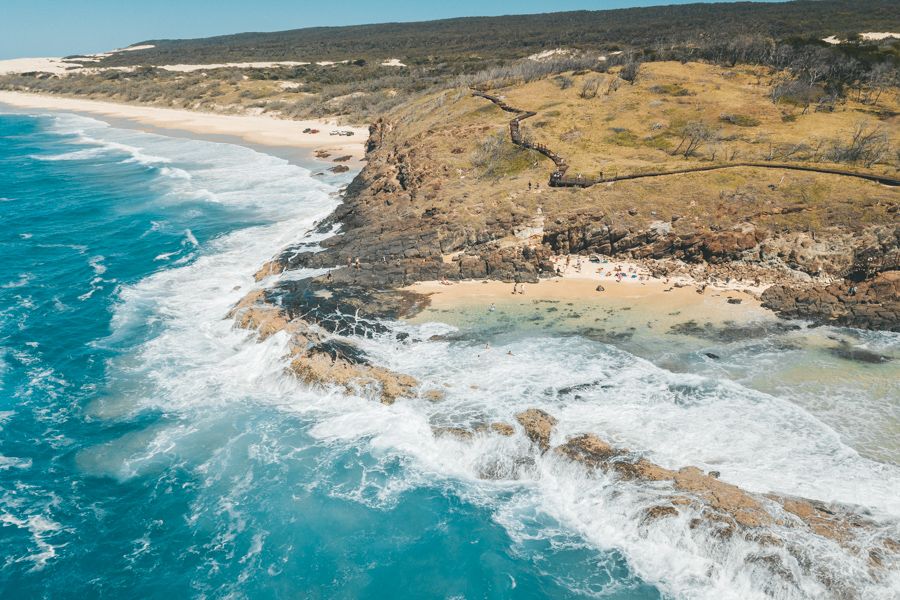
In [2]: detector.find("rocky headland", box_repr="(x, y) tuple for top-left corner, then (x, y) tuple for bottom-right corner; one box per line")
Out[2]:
(225, 59), (900, 595)
(247, 61), (897, 329)
(230, 62), (898, 404)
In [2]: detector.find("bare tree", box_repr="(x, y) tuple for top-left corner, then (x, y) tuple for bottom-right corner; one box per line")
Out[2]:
(471, 131), (507, 178)
(672, 122), (715, 157)
(771, 79), (819, 113)
(865, 63), (897, 106)
(579, 76), (602, 99)
(553, 75), (574, 90)
(605, 78), (620, 95)
(619, 60), (640, 84)
(826, 122), (891, 167)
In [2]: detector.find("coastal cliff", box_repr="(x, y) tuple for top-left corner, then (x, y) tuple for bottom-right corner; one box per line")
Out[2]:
(252, 61), (899, 331)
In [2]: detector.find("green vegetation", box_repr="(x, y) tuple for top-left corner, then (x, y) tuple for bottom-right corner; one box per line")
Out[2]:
(650, 83), (692, 96)
(88, 1), (900, 67)
(471, 132), (536, 179)
(1, 1), (897, 124)
(606, 128), (640, 147)
(720, 114), (761, 127)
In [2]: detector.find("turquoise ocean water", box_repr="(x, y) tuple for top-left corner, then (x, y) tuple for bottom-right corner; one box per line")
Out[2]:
(0, 111), (659, 599)
(0, 109), (897, 599)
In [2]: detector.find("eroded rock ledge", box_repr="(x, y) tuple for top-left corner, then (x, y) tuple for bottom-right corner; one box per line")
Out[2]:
(509, 409), (899, 592)
(228, 284), (427, 404)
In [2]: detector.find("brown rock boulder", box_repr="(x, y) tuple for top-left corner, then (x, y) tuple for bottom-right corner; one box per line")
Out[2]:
(762, 270), (900, 331)
(515, 409), (557, 452)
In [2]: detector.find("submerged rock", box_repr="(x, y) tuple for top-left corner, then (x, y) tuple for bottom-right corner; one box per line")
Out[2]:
(828, 342), (892, 364)
(490, 422), (516, 436)
(432, 421), (516, 439)
(668, 319), (800, 341)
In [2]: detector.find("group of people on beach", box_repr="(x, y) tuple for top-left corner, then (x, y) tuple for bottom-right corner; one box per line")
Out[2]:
(551, 254), (649, 283)
(603, 265), (646, 282)
(553, 254), (584, 276)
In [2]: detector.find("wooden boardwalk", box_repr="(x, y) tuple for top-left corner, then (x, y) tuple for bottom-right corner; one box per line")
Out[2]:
(471, 90), (900, 189)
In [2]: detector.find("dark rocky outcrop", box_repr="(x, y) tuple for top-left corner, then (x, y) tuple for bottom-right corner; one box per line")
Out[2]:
(543, 218), (775, 265)
(760, 226), (899, 330)
(228, 283), (426, 404)
(762, 270), (900, 331)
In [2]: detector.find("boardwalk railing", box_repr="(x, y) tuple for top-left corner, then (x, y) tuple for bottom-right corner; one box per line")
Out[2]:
(471, 90), (900, 189)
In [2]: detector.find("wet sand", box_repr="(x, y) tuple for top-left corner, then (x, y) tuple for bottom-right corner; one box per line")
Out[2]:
(406, 256), (773, 327)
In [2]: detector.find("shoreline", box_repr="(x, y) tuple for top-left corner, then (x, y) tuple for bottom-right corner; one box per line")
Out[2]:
(405, 255), (775, 323)
(0, 91), (368, 165)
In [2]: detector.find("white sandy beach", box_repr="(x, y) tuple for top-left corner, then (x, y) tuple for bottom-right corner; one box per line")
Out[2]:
(406, 254), (773, 323)
(0, 91), (368, 158)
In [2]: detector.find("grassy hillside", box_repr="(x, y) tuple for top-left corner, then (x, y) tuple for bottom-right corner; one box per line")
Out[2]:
(337, 58), (897, 256)
(93, 1), (900, 66)
(497, 61), (900, 179)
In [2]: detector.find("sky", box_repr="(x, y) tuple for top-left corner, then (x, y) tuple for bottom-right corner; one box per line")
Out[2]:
(1, 0), (772, 59)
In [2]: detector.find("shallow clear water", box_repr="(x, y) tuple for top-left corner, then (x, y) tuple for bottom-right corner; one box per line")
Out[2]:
(0, 109), (897, 599)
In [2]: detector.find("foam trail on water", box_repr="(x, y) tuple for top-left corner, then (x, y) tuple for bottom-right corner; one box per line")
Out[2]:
(306, 330), (900, 598)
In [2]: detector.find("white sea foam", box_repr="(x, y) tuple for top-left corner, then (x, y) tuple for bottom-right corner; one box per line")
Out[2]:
(291, 330), (899, 597)
(68, 117), (899, 599)
(0, 455), (32, 470)
(88, 255), (107, 275)
(183, 229), (199, 247)
(0, 509), (63, 572)
(31, 146), (109, 161)
(1, 273), (32, 288)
